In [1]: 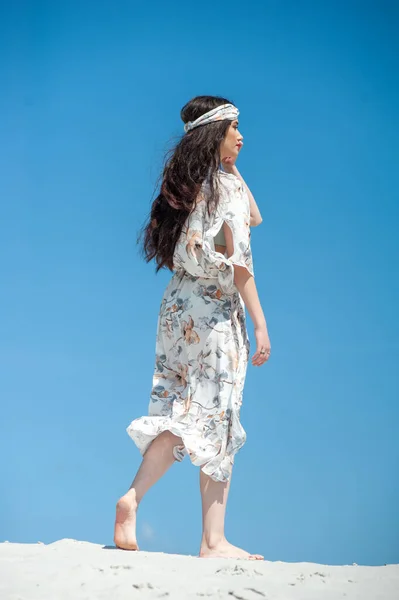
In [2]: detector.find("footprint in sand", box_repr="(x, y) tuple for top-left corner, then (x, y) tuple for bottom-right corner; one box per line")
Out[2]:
(216, 565), (263, 577)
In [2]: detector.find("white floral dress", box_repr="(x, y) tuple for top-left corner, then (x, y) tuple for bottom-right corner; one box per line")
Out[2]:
(127, 171), (254, 482)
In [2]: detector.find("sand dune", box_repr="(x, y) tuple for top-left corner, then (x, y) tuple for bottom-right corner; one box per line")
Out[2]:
(0, 539), (398, 599)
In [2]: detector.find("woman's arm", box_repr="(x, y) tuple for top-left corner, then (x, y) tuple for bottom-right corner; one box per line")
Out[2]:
(221, 161), (263, 226)
(223, 222), (271, 366)
(231, 165), (263, 227)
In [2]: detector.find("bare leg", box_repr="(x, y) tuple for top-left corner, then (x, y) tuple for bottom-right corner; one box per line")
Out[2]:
(199, 469), (264, 560)
(114, 431), (182, 550)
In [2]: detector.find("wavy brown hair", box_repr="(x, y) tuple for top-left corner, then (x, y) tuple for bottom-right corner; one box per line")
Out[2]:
(140, 95), (235, 272)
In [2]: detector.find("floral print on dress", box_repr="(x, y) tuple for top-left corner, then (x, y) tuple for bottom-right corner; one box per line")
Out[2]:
(127, 171), (255, 482)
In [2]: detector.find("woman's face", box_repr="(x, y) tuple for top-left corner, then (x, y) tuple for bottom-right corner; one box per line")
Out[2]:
(219, 120), (243, 165)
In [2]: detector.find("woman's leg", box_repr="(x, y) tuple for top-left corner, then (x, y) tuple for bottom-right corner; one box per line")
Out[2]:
(199, 469), (264, 559)
(114, 430), (181, 550)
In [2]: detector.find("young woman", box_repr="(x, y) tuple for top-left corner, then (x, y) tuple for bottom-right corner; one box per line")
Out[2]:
(114, 96), (271, 560)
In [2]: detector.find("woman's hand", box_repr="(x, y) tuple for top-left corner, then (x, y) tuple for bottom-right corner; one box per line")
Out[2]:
(252, 325), (271, 366)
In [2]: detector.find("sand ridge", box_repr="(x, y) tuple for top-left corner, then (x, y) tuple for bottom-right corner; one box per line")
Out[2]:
(0, 538), (398, 599)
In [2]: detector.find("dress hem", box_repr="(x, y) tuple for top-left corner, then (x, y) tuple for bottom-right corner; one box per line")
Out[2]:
(126, 416), (246, 483)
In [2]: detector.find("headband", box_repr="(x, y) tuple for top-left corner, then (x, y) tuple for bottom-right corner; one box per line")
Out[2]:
(184, 103), (239, 133)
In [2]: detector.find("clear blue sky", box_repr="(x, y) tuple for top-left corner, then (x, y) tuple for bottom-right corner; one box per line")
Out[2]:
(1, 0), (398, 566)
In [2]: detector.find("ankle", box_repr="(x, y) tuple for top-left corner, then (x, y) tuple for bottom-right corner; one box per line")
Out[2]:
(201, 532), (226, 549)
(127, 488), (140, 503)
(119, 488), (139, 508)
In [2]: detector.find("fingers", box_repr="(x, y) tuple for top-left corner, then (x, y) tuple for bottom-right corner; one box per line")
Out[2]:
(251, 348), (271, 367)
(252, 356), (268, 366)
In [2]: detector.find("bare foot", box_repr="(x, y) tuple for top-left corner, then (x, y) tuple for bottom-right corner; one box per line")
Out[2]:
(199, 538), (263, 560)
(114, 490), (139, 550)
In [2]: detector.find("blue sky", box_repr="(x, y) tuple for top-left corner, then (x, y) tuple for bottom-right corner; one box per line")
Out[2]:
(1, 0), (398, 566)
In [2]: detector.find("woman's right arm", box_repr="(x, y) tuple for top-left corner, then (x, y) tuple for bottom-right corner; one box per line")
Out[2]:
(223, 222), (271, 366)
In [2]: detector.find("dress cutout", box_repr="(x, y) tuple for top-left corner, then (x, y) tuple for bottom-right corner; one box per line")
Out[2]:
(213, 225), (226, 247)
(127, 171), (254, 482)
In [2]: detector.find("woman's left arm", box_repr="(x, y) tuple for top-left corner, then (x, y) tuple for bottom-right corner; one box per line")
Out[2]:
(231, 166), (263, 227)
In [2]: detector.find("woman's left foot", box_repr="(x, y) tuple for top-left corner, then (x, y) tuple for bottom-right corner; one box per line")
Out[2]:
(199, 538), (263, 560)
(114, 490), (139, 551)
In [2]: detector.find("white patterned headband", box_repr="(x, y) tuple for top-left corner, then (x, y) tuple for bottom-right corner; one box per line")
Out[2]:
(183, 103), (239, 133)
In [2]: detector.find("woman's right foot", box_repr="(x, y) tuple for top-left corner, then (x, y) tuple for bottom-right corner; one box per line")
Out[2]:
(199, 538), (264, 560)
(114, 490), (139, 550)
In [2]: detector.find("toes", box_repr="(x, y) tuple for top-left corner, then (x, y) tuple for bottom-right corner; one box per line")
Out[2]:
(249, 554), (264, 560)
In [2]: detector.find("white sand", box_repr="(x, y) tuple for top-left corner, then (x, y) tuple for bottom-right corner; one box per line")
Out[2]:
(0, 539), (398, 600)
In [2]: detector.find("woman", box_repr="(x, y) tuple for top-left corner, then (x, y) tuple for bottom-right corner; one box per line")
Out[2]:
(114, 96), (271, 560)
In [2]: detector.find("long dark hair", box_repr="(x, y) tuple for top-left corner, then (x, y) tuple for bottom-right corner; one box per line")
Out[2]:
(140, 95), (235, 272)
